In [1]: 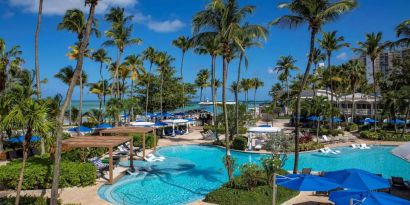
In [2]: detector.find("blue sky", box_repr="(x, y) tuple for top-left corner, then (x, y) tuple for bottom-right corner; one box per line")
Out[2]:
(0, 0), (409, 101)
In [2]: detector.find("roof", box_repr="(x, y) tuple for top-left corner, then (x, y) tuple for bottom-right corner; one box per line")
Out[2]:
(99, 127), (153, 135)
(62, 136), (130, 148)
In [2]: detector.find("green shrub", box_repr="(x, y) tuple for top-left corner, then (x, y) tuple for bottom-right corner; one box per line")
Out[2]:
(0, 155), (96, 190)
(0, 196), (62, 205)
(346, 123), (358, 132)
(319, 127), (343, 136)
(298, 141), (324, 152)
(360, 131), (410, 141)
(132, 133), (158, 149)
(232, 136), (248, 151)
(62, 147), (107, 162)
(238, 164), (264, 190)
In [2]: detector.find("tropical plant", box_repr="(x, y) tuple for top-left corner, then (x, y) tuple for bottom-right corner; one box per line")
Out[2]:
(274, 55), (299, 116)
(353, 32), (387, 130)
(88, 81), (104, 121)
(195, 69), (210, 102)
(270, 0), (357, 173)
(104, 7), (142, 98)
(251, 78), (264, 117)
(155, 52), (174, 116)
(92, 48), (111, 108)
(240, 78), (253, 107)
(172, 36), (192, 111)
(142, 47), (157, 116)
(345, 60), (365, 121)
(388, 19), (410, 48)
(0, 39), (22, 92)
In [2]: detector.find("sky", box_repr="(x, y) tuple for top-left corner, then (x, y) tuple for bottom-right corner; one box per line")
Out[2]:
(0, 0), (409, 101)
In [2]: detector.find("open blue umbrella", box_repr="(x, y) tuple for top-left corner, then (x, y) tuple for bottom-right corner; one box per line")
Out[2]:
(185, 118), (194, 122)
(8, 135), (41, 143)
(174, 112), (185, 116)
(155, 112), (173, 117)
(153, 122), (168, 127)
(68, 125), (92, 132)
(360, 118), (377, 124)
(388, 119), (406, 125)
(328, 117), (343, 123)
(94, 123), (113, 129)
(330, 190), (410, 205)
(324, 169), (390, 191)
(307, 116), (323, 121)
(277, 174), (340, 191)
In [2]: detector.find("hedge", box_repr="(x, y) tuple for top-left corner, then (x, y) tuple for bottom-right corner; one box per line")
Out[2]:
(232, 136), (248, 151)
(360, 131), (410, 141)
(0, 155), (96, 190)
(346, 123), (358, 132)
(0, 196), (61, 205)
(133, 133), (158, 149)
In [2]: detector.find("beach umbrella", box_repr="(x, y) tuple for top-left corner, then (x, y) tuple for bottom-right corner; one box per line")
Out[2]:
(145, 112), (155, 117)
(68, 125), (92, 133)
(329, 190), (410, 205)
(185, 118), (194, 122)
(153, 122), (168, 127)
(8, 135), (41, 143)
(328, 117), (342, 123)
(307, 116), (324, 121)
(94, 123), (113, 129)
(388, 119), (406, 125)
(155, 112), (173, 118)
(277, 174), (340, 191)
(174, 112), (185, 116)
(258, 124), (272, 127)
(324, 169), (390, 191)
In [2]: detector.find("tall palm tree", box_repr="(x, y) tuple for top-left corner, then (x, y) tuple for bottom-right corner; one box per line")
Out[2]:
(34, 0), (43, 99)
(57, 9), (99, 42)
(124, 54), (145, 120)
(155, 52), (174, 116)
(0, 39), (22, 92)
(77, 70), (87, 129)
(353, 32), (386, 130)
(274, 55), (299, 116)
(345, 60), (365, 122)
(193, 0), (261, 181)
(172, 36), (192, 111)
(388, 19), (410, 48)
(193, 34), (221, 127)
(318, 31), (349, 131)
(92, 48), (111, 108)
(51, 1), (99, 202)
(88, 81), (104, 122)
(3, 99), (53, 205)
(251, 78), (264, 117)
(311, 48), (326, 97)
(104, 7), (141, 99)
(195, 69), (210, 102)
(240, 78), (252, 108)
(270, 0), (357, 173)
(54, 66), (76, 125)
(142, 47), (157, 116)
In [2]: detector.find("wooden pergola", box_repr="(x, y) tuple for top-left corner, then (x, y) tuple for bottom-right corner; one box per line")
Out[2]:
(99, 127), (156, 158)
(62, 136), (133, 184)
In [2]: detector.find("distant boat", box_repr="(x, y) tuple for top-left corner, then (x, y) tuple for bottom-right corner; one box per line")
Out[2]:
(198, 100), (236, 105)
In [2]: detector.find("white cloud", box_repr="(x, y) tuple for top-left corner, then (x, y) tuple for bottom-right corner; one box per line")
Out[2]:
(8, 0), (138, 15)
(336, 52), (348, 60)
(133, 12), (185, 33)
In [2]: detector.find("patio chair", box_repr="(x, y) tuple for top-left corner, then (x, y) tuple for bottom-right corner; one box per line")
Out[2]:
(301, 168), (312, 175)
(322, 135), (332, 143)
(390, 177), (410, 190)
(201, 130), (212, 140)
(144, 153), (165, 162)
(89, 157), (109, 176)
(254, 139), (263, 151)
(359, 143), (371, 149)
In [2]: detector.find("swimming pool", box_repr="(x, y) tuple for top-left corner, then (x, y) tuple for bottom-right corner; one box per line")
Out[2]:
(98, 145), (410, 205)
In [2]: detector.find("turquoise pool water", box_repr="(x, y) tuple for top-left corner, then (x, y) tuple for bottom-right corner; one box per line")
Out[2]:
(98, 145), (410, 205)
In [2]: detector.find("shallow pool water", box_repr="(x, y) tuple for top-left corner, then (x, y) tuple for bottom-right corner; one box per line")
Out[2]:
(98, 145), (410, 205)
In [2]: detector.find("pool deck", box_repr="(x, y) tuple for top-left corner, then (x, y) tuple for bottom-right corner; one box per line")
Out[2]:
(0, 119), (408, 204)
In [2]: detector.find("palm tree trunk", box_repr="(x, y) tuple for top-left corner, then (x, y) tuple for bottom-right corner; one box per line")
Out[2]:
(372, 61), (377, 131)
(286, 79), (289, 116)
(145, 62), (153, 116)
(222, 55), (232, 180)
(180, 52), (186, 111)
(51, 3), (97, 203)
(160, 71), (164, 117)
(77, 71), (83, 135)
(401, 107), (409, 137)
(114, 50), (122, 99)
(98, 94), (102, 122)
(235, 53), (243, 136)
(200, 88), (203, 102)
(351, 86), (356, 123)
(99, 62), (104, 122)
(254, 89), (257, 117)
(293, 29), (317, 174)
(211, 55), (219, 141)
(35, 0), (43, 99)
(328, 53), (334, 132)
(14, 132), (32, 205)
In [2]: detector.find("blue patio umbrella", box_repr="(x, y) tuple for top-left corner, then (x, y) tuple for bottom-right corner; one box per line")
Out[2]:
(324, 169), (390, 191)
(328, 117), (343, 123)
(156, 112), (173, 117)
(8, 135), (41, 143)
(388, 119), (406, 125)
(330, 190), (410, 205)
(174, 112), (186, 116)
(277, 174), (340, 191)
(307, 116), (323, 121)
(154, 122), (168, 127)
(68, 125), (92, 132)
(145, 112), (154, 117)
(94, 123), (113, 129)
(360, 118), (377, 124)
(185, 118), (194, 122)
(258, 124), (272, 127)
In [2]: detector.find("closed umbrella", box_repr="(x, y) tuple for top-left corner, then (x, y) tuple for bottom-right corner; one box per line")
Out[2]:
(277, 174), (340, 191)
(330, 190), (410, 205)
(324, 169), (390, 191)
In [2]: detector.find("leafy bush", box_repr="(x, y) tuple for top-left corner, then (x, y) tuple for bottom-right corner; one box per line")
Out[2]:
(299, 134), (313, 143)
(0, 155), (96, 190)
(298, 141), (324, 152)
(62, 147), (107, 162)
(0, 196), (62, 205)
(320, 127), (343, 136)
(261, 156), (287, 186)
(238, 164), (264, 190)
(346, 123), (359, 132)
(133, 133), (158, 149)
(360, 131), (410, 141)
(232, 136), (248, 151)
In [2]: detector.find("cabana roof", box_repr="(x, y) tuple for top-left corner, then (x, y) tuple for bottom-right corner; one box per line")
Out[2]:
(99, 126), (153, 135)
(62, 136), (130, 148)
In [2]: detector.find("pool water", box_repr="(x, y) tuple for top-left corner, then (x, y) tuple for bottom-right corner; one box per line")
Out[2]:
(98, 145), (410, 205)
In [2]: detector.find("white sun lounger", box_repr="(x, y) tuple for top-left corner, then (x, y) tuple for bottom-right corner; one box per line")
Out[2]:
(360, 143), (371, 149)
(144, 153), (165, 162)
(319, 147), (340, 154)
(351, 144), (360, 149)
(254, 139), (263, 150)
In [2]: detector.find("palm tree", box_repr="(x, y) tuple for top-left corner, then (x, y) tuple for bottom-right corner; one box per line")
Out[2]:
(388, 19), (410, 48)
(124, 54), (145, 120)
(345, 60), (365, 122)
(54, 66), (76, 125)
(0, 39), (22, 92)
(142, 47), (157, 116)
(193, 34), (221, 127)
(274, 55), (299, 116)
(57, 9), (99, 42)
(251, 78), (264, 117)
(92, 48), (111, 108)
(353, 32), (386, 130)
(155, 52), (174, 116)
(2, 98), (53, 205)
(104, 7), (142, 98)
(34, 0), (43, 99)
(88, 81), (104, 122)
(172, 36), (192, 111)
(195, 69), (210, 102)
(51, 1), (99, 202)
(270, 0), (357, 173)
(240, 78), (252, 108)
(318, 31), (349, 131)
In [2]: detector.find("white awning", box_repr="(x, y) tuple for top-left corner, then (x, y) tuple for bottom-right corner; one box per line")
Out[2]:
(392, 142), (410, 162)
(162, 119), (189, 124)
(247, 127), (281, 133)
(130, 122), (155, 126)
